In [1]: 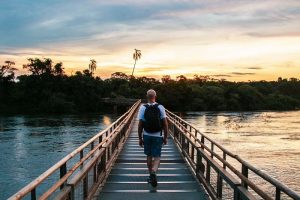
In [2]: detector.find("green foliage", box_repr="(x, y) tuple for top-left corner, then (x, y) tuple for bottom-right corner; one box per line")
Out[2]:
(1, 59), (300, 114)
(0, 61), (17, 81)
(265, 94), (300, 110)
(23, 58), (64, 76)
(236, 84), (264, 110)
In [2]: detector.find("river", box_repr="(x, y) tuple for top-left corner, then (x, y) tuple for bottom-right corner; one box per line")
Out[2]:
(0, 111), (299, 199)
(0, 114), (117, 199)
(183, 110), (300, 196)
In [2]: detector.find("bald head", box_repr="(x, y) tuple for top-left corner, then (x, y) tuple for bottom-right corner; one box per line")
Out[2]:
(146, 89), (156, 102)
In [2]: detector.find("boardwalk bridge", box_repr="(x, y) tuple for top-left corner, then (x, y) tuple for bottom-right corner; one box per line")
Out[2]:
(9, 100), (300, 200)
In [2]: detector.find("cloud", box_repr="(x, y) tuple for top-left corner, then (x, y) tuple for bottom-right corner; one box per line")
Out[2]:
(247, 67), (262, 70)
(232, 72), (256, 76)
(1, 0), (300, 48)
(211, 74), (232, 77)
(247, 32), (300, 38)
(1, 0), (300, 81)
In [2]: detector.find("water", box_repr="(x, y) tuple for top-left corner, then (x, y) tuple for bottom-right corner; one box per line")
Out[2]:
(0, 112), (299, 199)
(0, 114), (116, 199)
(183, 111), (300, 195)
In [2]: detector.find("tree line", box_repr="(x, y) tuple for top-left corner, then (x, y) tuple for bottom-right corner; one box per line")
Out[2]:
(1, 58), (300, 114)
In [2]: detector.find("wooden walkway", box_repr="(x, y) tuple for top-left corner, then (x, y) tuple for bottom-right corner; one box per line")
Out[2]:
(98, 116), (209, 200)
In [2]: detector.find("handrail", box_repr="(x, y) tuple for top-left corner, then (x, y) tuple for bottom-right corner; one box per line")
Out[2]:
(167, 110), (236, 157)
(9, 100), (141, 200)
(166, 109), (300, 200)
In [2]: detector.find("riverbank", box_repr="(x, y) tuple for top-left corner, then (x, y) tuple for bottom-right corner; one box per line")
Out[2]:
(1, 61), (300, 114)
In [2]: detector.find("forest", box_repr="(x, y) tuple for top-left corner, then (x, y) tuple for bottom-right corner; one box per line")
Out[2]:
(1, 58), (300, 114)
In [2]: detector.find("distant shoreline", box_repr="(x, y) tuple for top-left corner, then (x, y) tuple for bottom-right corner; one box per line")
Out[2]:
(1, 108), (300, 116)
(1, 58), (300, 114)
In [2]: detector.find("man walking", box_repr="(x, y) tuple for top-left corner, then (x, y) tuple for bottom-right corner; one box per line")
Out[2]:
(138, 89), (168, 187)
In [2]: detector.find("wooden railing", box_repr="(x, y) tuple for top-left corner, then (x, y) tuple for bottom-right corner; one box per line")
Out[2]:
(9, 100), (141, 200)
(166, 110), (300, 200)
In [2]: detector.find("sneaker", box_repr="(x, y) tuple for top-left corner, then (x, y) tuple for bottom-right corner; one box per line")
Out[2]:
(150, 173), (157, 187)
(147, 176), (151, 183)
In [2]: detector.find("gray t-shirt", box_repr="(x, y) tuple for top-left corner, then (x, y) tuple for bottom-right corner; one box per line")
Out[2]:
(138, 102), (166, 137)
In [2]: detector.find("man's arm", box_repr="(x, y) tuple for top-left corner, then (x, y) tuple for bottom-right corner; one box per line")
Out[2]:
(138, 120), (144, 147)
(159, 105), (168, 145)
(162, 118), (168, 145)
(137, 106), (145, 147)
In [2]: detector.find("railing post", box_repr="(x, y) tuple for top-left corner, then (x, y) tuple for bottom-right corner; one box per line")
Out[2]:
(181, 136), (185, 155)
(83, 175), (88, 198)
(206, 164), (211, 183)
(99, 135), (102, 145)
(31, 188), (36, 200)
(80, 150), (83, 168)
(234, 187), (240, 200)
(106, 145), (110, 161)
(171, 123), (175, 137)
(174, 125), (178, 140)
(91, 141), (94, 158)
(70, 185), (75, 200)
(217, 172), (223, 198)
(196, 148), (204, 173)
(201, 135), (205, 150)
(98, 147), (107, 175)
(80, 150), (83, 159)
(276, 188), (281, 200)
(187, 141), (190, 156)
(241, 164), (248, 189)
(223, 152), (226, 169)
(191, 146), (195, 162)
(93, 163), (97, 183)
(91, 141), (94, 150)
(184, 122), (187, 130)
(60, 163), (67, 189)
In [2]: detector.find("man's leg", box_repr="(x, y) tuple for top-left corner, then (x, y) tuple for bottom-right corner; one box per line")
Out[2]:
(148, 137), (163, 187)
(147, 156), (153, 173)
(143, 135), (152, 172)
(144, 135), (154, 184)
(151, 136), (163, 173)
(152, 157), (160, 173)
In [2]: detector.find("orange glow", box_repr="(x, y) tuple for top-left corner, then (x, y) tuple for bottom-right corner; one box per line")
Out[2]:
(1, 29), (300, 82)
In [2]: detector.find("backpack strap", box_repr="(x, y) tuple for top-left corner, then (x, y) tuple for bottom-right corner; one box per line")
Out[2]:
(155, 104), (162, 136)
(144, 103), (159, 107)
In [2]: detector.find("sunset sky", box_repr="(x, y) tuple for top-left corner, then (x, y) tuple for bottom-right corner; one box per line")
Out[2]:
(1, 0), (300, 81)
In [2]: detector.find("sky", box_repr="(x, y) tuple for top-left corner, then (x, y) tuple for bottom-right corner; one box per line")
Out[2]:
(0, 0), (300, 81)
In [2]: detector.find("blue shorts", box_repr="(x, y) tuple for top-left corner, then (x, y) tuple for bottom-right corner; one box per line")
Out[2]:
(143, 135), (163, 157)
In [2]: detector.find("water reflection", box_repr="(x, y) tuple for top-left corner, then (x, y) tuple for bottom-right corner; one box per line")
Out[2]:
(103, 116), (112, 126)
(0, 114), (116, 199)
(184, 110), (300, 194)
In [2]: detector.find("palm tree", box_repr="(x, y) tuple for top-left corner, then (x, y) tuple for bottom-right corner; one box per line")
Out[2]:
(131, 49), (141, 76)
(89, 59), (97, 76)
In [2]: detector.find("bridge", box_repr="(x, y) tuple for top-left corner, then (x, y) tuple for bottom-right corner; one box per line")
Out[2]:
(8, 100), (300, 200)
